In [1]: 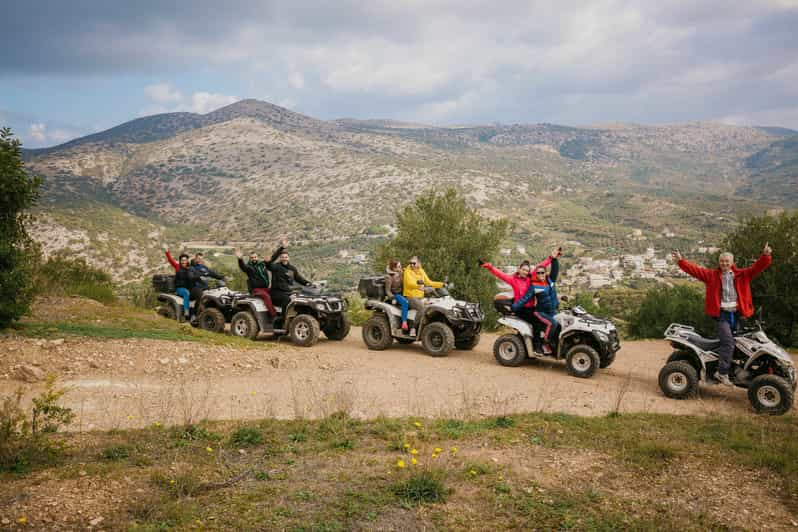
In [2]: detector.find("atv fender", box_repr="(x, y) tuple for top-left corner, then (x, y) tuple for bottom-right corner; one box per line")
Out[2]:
(666, 348), (705, 377)
(157, 293), (183, 319)
(744, 351), (796, 383)
(498, 316), (535, 357)
(237, 298), (272, 332)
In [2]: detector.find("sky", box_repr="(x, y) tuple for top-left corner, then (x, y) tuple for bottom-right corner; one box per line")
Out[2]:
(1, 0), (797, 148)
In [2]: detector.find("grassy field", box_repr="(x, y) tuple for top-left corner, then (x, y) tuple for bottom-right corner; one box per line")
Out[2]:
(2, 410), (796, 530)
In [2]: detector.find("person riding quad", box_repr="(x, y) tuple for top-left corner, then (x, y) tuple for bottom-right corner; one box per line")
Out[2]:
(235, 244), (284, 318)
(402, 256), (443, 335)
(672, 242), (772, 386)
(385, 258), (410, 331)
(267, 240), (311, 313)
(512, 247), (562, 354)
(164, 245), (200, 321)
(481, 253), (553, 325)
(191, 252), (225, 294)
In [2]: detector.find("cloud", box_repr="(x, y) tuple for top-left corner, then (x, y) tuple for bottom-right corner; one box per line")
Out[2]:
(2, 1), (798, 127)
(25, 122), (79, 146)
(142, 82), (238, 114)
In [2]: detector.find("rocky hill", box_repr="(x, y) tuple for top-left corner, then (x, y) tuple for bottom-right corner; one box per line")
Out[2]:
(19, 99), (797, 281)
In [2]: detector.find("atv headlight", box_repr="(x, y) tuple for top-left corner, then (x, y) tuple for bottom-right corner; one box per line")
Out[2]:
(595, 331), (609, 343)
(316, 303), (326, 311)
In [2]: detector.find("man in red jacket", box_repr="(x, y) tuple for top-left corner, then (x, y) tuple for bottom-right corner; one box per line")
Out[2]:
(672, 242), (772, 386)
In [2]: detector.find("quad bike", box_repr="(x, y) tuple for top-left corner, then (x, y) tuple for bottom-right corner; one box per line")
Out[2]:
(228, 284), (350, 347)
(492, 294), (620, 378)
(153, 274), (247, 329)
(359, 276), (484, 357)
(658, 320), (796, 415)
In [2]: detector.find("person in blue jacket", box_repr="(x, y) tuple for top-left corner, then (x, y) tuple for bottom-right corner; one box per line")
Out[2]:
(512, 247), (562, 353)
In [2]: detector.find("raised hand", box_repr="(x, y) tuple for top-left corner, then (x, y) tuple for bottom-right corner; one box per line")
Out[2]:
(234, 248), (242, 258)
(763, 242), (772, 256)
(671, 250), (683, 262)
(279, 237), (289, 247)
(552, 247), (563, 258)
(162, 243), (169, 252)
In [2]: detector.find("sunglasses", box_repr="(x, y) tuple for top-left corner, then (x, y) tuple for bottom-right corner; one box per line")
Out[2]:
(410, 262), (418, 265)
(536, 270), (546, 274)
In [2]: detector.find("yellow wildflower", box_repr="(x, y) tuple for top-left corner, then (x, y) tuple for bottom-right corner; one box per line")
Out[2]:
(396, 459), (406, 469)
(403, 443), (410, 449)
(17, 517), (27, 524)
(432, 453), (439, 459)
(469, 469), (477, 476)
(413, 421), (422, 428)
(434, 447), (442, 453)
(411, 457), (418, 465)
(206, 446), (213, 452)
(170, 479), (176, 484)
(410, 448), (418, 455)
(127, 415), (134, 420)
(153, 421), (162, 427)
(451, 446), (458, 454)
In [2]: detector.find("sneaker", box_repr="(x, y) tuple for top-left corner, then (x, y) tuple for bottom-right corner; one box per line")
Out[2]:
(409, 328), (416, 336)
(401, 321), (409, 331)
(542, 344), (553, 355)
(714, 372), (733, 386)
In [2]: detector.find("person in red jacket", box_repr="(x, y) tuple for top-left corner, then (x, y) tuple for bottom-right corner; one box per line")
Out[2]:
(481, 250), (555, 325)
(672, 242), (772, 386)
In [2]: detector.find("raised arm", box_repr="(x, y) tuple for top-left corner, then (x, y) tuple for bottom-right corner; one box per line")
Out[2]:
(237, 257), (253, 275)
(739, 254), (772, 280)
(481, 263), (513, 284)
(421, 268), (443, 289)
(677, 258), (713, 283)
(165, 250), (179, 271)
(268, 246), (285, 264)
(549, 257), (560, 283)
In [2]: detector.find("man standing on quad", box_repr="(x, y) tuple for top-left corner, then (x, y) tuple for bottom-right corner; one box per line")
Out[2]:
(235, 246), (282, 318)
(672, 242), (772, 386)
(402, 256), (444, 336)
(267, 240), (311, 312)
(512, 247), (563, 354)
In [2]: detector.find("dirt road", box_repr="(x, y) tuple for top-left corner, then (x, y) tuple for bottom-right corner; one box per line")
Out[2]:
(2, 327), (790, 431)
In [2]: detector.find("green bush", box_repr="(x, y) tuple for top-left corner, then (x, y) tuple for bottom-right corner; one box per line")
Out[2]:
(345, 293), (371, 326)
(229, 426), (265, 448)
(392, 470), (449, 505)
(628, 284), (716, 338)
(36, 255), (115, 304)
(0, 127), (41, 329)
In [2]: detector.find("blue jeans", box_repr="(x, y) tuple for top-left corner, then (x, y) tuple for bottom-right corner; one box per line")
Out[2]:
(176, 288), (191, 315)
(392, 294), (409, 323)
(716, 311), (737, 375)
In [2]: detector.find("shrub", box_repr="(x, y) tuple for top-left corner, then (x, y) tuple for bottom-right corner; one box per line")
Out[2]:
(0, 376), (74, 473)
(36, 255), (115, 304)
(628, 284), (716, 338)
(345, 293), (371, 326)
(392, 470), (449, 505)
(229, 426), (265, 448)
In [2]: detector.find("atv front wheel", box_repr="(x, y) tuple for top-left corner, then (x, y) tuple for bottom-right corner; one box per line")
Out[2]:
(198, 308), (225, 334)
(323, 314), (351, 341)
(493, 334), (526, 367)
(289, 314), (321, 347)
(748, 374), (794, 415)
(658, 360), (699, 399)
(420, 322), (455, 357)
(565, 345), (600, 378)
(600, 350), (616, 369)
(362, 314), (393, 350)
(231, 311), (260, 340)
(455, 332), (481, 351)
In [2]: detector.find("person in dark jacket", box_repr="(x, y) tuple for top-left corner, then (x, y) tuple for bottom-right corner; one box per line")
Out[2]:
(267, 241), (310, 311)
(235, 246), (281, 317)
(164, 245), (200, 320)
(512, 247), (562, 354)
(191, 252), (225, 292)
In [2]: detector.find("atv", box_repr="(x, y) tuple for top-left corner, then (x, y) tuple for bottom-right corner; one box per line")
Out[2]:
(359, 276), (484, 357)
(491, 294), (620, 378)
(228, 284), (350, 347)
(153, 274), (249, 331)
(658, 320), (796, 415)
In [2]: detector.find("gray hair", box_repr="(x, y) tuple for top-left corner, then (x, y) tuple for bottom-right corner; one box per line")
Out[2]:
(719, 252), (734, 262)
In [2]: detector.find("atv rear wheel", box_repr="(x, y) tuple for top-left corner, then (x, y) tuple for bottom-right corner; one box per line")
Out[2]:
(493, 334), (526, 367)
(455, 332), (481, 350)
(748, 374), (794, 415)
(289, 314), (321, 347)
(362, 314), (393, 350)
(198, 308), (225, 334)
(565, 344), (600, 378)
(420, 322), (455, 357)
(658, 360), (699, 399)
(323, 314), (351, 341)
(231, 311), (260, 340)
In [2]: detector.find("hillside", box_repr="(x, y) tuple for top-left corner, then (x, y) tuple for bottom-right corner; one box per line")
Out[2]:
(19, 99), (797, 283)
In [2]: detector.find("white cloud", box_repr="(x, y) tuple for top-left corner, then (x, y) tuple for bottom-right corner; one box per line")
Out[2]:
(141, 82), (238, 115)
(29, 123), (47, 142)
(27, 122), (79, 146)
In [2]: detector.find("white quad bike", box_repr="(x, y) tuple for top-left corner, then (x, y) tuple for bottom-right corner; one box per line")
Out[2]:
(492, 294), (620, 378)
(658, 321), (796, 415)
(359, 276), (484, 357)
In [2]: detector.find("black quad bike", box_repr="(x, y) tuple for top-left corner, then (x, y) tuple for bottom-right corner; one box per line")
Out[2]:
(358, 276), (484, 357)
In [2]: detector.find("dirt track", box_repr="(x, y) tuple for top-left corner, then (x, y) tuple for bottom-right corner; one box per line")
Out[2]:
(2, 327), (793, 431)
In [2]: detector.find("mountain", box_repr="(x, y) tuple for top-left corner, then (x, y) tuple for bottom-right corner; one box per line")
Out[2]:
(18, 99), (796, 282)
(739, 134), (798, 204)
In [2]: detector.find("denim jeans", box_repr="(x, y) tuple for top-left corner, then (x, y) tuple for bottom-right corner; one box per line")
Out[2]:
(391, 293), (409, 323)
(176, 287), (191, 315)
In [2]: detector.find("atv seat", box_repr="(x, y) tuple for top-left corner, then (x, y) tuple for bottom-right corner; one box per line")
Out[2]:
(683, 330), (721, 351)
(493, 295), (513, 316)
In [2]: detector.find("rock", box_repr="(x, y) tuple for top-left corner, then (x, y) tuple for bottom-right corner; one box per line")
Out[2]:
(13, 364), (46, 383)
(89, 516), (104, 526)
(50, 338), (65, 346)
(89, 361), (100, 369)
(159, 358), (170, 365)
(177, 357), (189, 364)
(1, 518), (9, 525)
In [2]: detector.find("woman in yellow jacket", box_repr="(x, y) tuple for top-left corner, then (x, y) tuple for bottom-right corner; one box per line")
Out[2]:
(403, 256), (444, 335)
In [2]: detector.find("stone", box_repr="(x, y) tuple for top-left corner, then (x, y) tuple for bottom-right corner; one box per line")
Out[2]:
(13, 364), (46, 383)
(89, 516), (104, 526)
(177, 357), (189, 364)
(159, 358), (170, 365)
(50, 338), (65, 346)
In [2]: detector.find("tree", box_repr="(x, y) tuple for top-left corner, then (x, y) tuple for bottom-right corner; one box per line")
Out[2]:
(0, 127), (41, 328)
(375, 188), (509, 328)
(723, 212), (798, 346)
(628, 284), (716, 339)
